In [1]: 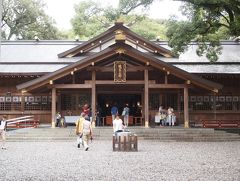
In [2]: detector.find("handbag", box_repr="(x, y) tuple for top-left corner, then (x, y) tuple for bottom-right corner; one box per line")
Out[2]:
(160, 114), (166, 120)
(77, 135), (83, 144)
(122, 110), (126, 116)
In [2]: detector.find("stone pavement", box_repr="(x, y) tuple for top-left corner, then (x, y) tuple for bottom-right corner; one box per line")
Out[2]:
(0, 140), (239, 181)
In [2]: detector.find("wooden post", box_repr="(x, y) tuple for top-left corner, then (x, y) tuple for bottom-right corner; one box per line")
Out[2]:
(177, 90), (181, 112)
(144, 69), (149, 127)
(184, 87), (189, 128)
(21, 93), (25, 113)
(91, 70), (96, 128)
(213, 94), (216, 120)
(72, 73), (75, 84)
(57, 92), (61, 112)
(51, 88), (56, 128)
(164, 74), (168, 84)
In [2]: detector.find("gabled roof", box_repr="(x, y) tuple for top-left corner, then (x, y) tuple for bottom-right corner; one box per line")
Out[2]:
(17, 42), (222, 92)
(57, 22), (174, 58)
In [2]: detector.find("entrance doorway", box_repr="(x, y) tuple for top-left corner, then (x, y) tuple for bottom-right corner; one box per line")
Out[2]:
(97, 94), (142, 117)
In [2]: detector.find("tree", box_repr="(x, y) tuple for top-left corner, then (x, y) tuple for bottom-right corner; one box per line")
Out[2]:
(166, 0), (240, 62)
(71, 0), (167, 40)
(1, 0), (60, 40)
(114, 0), (240, 62)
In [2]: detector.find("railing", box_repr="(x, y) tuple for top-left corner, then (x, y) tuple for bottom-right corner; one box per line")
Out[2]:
(7, 116), (40, 129)
(201, 119), (240, 128)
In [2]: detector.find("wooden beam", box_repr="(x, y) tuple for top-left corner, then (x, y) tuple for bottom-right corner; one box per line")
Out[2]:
(85, 80), (155, 85)
(53, 84), (92, 89)
(87, 66), (153, 72)
(149, 84), (188, 89)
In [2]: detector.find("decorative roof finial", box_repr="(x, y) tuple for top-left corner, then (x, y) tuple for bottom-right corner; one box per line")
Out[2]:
(115, 29), (126, 41)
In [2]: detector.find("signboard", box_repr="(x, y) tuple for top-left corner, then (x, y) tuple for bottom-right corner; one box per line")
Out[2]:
(114, 61), (126, 83)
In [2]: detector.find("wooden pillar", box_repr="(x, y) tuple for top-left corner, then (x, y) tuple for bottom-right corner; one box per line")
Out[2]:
(91, 71), (96, 128)
(213, 94), (216, 120)
(51, 88), (56, 128)
(177, 90), (181, 112)
(184, 87), (189, 128)
(57, 92), (61, 112)
(72, 73), (75, 84)
(144, 69), (149, 127)
(21, 93), (25, 113)
(164, 74), (168, 84)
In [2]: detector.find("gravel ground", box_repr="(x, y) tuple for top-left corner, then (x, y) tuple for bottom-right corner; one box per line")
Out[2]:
(0, 141), (240, 181)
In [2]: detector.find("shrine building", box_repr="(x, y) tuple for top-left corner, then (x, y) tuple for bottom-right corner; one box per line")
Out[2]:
(0, 22), (240, 127)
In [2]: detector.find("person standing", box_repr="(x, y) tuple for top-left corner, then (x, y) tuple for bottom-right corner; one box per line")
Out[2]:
(111, 104), (118, 122)
(167, 107), (175, 126)
(55, 112), (61, 127)
(159, 106), (167, 126)
(81, 115), (93, 151)
(122, 104), (130, 127)
(0, 115), (8, 150)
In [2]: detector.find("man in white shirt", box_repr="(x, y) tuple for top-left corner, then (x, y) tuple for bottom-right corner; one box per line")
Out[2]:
(0, 115), (7, 149)
(113, 115), (124, 139)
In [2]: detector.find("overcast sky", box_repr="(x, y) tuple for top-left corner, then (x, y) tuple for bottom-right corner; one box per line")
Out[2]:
(43, 0), (184, 30)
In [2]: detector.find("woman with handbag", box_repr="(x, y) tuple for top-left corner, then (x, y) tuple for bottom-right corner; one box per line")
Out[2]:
(75, 113), (85, 148)
(81, 115), (93, 151)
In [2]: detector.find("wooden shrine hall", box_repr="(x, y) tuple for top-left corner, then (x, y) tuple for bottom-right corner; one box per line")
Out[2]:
(1, 22), (240, 128)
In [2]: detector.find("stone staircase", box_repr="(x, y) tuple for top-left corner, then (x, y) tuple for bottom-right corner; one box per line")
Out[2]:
(6, 125), (240, 142)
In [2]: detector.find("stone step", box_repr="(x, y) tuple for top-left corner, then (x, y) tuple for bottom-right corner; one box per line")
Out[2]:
(6, 126), (240, 142)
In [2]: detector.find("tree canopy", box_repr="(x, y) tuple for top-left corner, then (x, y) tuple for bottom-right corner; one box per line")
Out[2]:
(1, 0), (61, 40)
(71, 0), (167, 40)
(115, 0), (240, 62)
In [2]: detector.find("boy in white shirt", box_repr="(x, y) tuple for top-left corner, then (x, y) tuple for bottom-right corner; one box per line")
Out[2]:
(113, 115), (124, 139)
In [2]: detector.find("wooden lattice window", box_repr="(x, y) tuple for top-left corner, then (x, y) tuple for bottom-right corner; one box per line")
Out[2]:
(181, 95), (240, 111)
(61, 93), (91, 111)
(149, 93), (159, 110)
(24, 95), (51, 110)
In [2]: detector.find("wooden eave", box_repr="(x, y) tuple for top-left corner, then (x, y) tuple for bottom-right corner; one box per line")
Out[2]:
(123, 45), (222, 91)
(17, 46), (116, 91)
(57, 22), (174, 58)
(17, 42), (222, 92)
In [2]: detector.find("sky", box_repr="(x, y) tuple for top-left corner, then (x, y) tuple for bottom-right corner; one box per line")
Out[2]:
(43, 0), (184, 30)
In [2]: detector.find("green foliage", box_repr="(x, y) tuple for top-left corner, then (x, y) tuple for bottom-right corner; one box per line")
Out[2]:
(110, 0), (240, 62)
(166, 0), (240, 62)
(71, 0), (167, 40)
(71, 1), (110, 40)
(132, 18), (168, 40)
(1, 0), (61, 40)
(119, 0), (154, 14)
